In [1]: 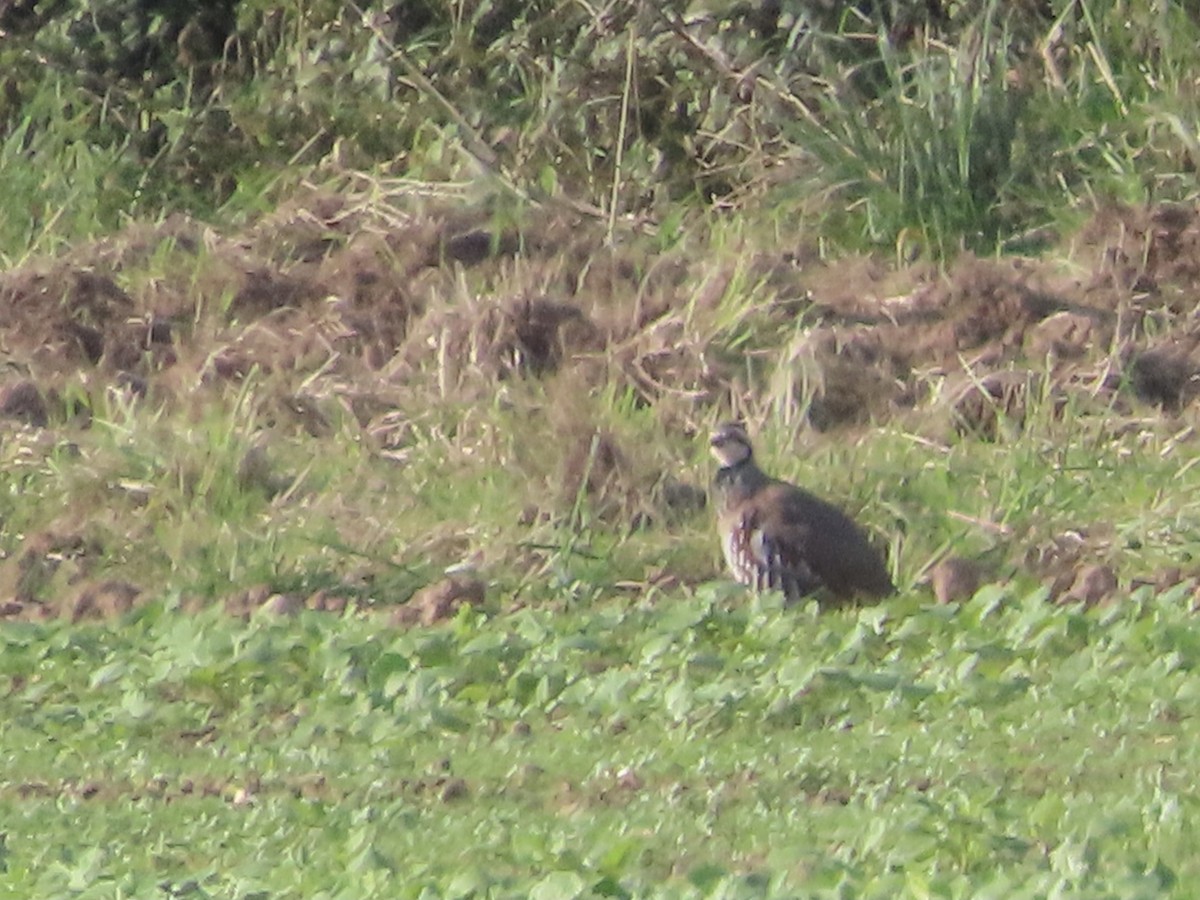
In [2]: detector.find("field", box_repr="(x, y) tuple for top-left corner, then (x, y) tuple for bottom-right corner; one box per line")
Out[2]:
(8, 584), (1200, 897)
(4, 1), (1200, 897)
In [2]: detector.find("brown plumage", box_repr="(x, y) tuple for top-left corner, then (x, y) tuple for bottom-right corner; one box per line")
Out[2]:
(709, 422), (895, 602)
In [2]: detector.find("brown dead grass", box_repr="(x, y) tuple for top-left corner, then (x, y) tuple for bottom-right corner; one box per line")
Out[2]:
(6, 188), (1200, 617)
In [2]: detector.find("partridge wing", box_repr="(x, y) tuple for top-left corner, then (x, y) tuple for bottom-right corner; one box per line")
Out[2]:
(765, 484), (895, 599)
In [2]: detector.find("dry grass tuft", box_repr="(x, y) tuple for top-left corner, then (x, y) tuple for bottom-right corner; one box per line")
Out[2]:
(6, 184), (1200, 616)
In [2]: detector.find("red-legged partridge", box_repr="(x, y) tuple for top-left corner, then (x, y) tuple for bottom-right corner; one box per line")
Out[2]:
(709, 422), (895, 602)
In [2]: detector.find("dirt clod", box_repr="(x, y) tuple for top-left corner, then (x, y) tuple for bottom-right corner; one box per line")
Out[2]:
(392, 575), (487, 626)
(225, 584), (273, 618)
(306, 589), (350, 613)
(262, 593), (303, 616)
(1157, 568), (1185, 590)
(439, 777), (469, 802)
(0, 379), (49, 427)
(1060, 563), (1118, 607)
(929, 557), (984, 604)
(70, 579), (141, 622)
(442, 229), (520, 266)
(1128, 345), (1200, 410)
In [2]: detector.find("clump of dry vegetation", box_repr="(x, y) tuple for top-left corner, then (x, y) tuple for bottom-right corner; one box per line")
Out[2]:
(1, 1), (1200, 620)
(1, 178), (1200, 619)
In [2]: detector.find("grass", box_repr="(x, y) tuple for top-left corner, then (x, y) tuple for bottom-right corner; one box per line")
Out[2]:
(5, 334), (1197, 613)
(6, 0), (1200, 259)
(3, 0), (1200, 896)
(787, 2), (1028, 256)
(4, 582), (1200, 897)
(1, 183), (1199, 893)
(1, 266), (1196, 899)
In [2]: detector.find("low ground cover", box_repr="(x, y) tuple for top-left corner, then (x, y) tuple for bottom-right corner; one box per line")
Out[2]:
(3, 1), (1200, 897)
(5, 581), (1200, 898)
